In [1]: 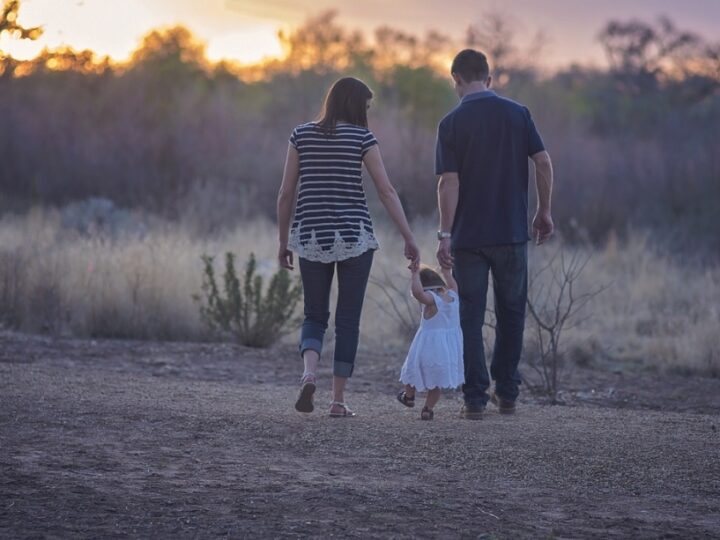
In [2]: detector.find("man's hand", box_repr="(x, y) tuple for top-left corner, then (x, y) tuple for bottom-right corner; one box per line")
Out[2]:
(532, 211), (554, 245)
(278, 244), (294, 270)
(436, 238), (454, 269)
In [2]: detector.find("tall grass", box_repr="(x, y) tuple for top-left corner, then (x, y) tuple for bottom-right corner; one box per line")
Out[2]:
(0, 209), (718, 376)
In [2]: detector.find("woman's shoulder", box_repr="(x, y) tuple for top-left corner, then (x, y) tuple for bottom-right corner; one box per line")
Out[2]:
(335, 122), (373, 135)
(293, 122), (374, 137)
(293, 121), (319, 134)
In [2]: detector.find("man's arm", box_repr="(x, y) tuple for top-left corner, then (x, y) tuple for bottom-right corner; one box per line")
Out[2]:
(437, 172), (459, 268)
(531, 150), (554, 245)
(434, 115), (459, 269)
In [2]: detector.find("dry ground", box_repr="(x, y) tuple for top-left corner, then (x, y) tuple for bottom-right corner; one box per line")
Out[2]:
(1, 331), (719, 539)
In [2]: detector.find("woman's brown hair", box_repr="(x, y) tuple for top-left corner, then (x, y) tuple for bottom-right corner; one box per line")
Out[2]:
(419, 265), (446, 290)
(316, 77), (373, 132)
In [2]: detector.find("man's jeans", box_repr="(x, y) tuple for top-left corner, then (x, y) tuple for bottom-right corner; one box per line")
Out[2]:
(298, 249), (374, 378)
(453, 243), (528, 406)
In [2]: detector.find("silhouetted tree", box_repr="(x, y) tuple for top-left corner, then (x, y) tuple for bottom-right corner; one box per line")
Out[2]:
(0, 0), (42, 77)
(0, 0), (41, 38)
(598, 16), (718, 99)
(278, 11), (369, 74)
(464, 12), (546, 87)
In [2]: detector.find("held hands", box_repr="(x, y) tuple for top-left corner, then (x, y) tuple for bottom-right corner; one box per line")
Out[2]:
(404, 237), (420, 272)
(532, 210), (554, 245)
(436, 238), (454, 269)
(278, 244), (294, 270)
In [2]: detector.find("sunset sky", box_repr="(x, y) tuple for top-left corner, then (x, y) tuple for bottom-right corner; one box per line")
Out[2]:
(2, 0), (720, 68)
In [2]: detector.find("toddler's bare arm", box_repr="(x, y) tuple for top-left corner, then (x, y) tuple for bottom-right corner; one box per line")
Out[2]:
(411, 269), (435, 306)
(441, 267), (458, 292)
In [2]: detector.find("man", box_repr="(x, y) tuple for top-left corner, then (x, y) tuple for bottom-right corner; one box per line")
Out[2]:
(435, 49), (554, 419)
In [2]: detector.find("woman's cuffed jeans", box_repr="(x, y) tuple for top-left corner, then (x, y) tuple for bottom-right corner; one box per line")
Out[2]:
(298, 249), (374, 378)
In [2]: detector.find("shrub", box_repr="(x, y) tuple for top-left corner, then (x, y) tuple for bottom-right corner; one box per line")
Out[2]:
(525, 248), (607, 402)
(194, 252), (302, 347)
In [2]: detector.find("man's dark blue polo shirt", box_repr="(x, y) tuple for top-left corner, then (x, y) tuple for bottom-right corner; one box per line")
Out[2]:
(435, 90), (545, 249)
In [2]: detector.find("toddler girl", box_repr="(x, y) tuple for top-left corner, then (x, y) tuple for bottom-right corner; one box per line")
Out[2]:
(397, 264), (464, 420)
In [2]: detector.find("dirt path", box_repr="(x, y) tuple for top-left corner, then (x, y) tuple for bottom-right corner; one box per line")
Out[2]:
(1, 332), (719, 538)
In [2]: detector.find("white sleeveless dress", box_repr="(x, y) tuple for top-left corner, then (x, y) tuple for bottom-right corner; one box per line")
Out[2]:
(399, 290), (465, 391)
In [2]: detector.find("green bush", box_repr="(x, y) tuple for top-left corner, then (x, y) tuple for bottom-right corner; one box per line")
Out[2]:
(194, 252), (302, 347)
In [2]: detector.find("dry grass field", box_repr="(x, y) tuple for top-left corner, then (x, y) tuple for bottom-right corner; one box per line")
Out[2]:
(0, 209), (718, 377)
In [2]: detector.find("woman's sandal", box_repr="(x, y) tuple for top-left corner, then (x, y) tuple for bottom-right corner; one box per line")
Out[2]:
(294, 374), (316, 413)
(420, 406), (434, 421)
(396, 391), (416, 408)
(329, 401), (356, 418)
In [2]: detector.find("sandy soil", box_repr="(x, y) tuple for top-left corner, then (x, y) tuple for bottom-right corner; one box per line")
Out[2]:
(1, 331), (719, 539)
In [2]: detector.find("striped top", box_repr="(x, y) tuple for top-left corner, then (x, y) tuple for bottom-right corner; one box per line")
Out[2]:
(288, 122), (380, 263)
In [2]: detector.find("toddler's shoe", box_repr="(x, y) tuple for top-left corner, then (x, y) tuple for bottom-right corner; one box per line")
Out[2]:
(420, 406), (434, 421)
(396, 390), (415, 408)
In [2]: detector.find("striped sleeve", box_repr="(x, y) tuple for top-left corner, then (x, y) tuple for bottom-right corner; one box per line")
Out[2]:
(361, 130), (378, 156)
(289, 126), (299, 149)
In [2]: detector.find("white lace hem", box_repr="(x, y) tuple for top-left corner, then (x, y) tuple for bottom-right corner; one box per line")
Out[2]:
(288, 226), (379, 263)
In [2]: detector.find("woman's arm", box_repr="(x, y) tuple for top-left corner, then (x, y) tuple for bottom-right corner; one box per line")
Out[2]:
(410, 268), (435, 307)
(441, 266), (458, 292)
(276, 143), (300, 269)
(363, 145), (419, 268)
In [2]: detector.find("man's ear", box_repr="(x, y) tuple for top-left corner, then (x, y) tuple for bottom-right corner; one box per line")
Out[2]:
(487, 75), (493, 88)
(451, 72), (463, 85)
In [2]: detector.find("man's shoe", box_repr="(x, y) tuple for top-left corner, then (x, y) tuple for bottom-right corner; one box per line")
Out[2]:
(460, 402), (485, 420)
(491, 392), (516, 414)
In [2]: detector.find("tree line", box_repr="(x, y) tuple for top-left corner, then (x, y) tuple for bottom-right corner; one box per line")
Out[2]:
(1, 3), (719, 254)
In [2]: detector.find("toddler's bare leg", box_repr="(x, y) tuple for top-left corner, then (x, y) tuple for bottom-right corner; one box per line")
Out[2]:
(425, 388), (441, 410)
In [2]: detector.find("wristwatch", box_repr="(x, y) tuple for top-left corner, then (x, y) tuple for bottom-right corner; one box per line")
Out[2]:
(437, 231), (452, 240)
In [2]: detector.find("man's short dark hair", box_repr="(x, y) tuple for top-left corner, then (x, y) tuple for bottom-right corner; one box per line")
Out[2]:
(451, 49), (490, 83)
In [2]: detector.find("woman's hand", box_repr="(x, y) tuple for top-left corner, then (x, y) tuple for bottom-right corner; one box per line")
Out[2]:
(404, 237), (420, 272)
(278, 244), (294, 270)
(408, 258), (420, 273)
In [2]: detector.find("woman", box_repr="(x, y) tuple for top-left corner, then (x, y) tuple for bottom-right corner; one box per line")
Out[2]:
(277, 77), (419, 417)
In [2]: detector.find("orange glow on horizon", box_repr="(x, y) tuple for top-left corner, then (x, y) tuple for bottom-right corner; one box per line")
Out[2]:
(0, 0), (289, 67)
(2, 0), (720, 76)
